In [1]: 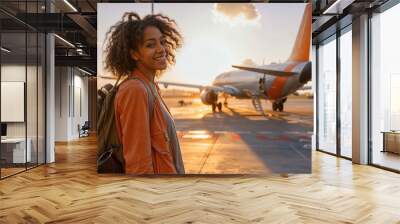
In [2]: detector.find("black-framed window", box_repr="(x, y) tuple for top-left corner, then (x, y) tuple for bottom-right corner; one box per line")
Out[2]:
(369, 1), (400, 172)
(315, 23), (353, 160)
(0, 0), (47, 180)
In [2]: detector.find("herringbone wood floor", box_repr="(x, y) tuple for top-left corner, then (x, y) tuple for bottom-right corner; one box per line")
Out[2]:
(1, 136), (399, 223)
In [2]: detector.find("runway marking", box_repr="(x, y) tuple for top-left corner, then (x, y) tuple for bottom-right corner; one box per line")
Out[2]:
(178, 130), (312, 139)
(255, 135), (269, 140)
(198, 135), (220, 174)
(276, 135), (291, 141)
(303, 144), (311, 149)
(285, 131), (303, 135)
(299, 138), (310, 143)
(246, 116), (269, 121)
(187, 130), (210, 134)
(289, 143), (309, 161)
(230, 133), (242, 141)
(235, 131), (251, 134)
(258, 131), (273, 134)
(214, 131), (228, 134)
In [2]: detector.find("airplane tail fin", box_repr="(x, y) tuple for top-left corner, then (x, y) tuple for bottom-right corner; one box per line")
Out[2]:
(288, 3), (312, 62)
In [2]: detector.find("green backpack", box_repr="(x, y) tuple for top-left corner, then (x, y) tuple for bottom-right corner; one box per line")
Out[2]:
(97, 76), (154, 173)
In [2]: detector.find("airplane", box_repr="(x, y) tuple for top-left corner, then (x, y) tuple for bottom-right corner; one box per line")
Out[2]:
(157, 3), (312, 114)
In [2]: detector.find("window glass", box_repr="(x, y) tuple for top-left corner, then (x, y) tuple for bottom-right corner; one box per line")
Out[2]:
(371, 3), (400, 171)
(317, 36), (337, 154)
(339, 29), (352, 158)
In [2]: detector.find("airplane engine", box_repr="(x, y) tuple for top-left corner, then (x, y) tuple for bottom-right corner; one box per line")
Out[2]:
(200, 89), (218, 105)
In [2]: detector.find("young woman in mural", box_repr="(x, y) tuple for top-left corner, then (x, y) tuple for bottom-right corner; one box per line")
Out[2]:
(104, 12), (185, 174)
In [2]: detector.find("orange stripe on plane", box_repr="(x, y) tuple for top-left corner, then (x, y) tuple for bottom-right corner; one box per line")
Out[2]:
(266, 63), (297, 99)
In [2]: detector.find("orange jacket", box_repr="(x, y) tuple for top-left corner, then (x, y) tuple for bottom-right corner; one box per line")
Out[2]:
(114, 70), (177, 174)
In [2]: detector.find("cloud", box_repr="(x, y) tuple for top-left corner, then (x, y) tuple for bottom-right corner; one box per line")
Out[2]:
(213, 3), (260, 22)
(240, 58), (258, 66)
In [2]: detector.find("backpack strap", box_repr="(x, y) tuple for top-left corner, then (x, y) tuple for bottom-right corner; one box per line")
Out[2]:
(126, 77), (155, 121)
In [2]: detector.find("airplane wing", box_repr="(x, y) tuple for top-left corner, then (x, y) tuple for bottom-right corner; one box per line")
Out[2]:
(157, 81), (204, 90)
(157, 81), (240, 96)
(232, 65), (298, 77)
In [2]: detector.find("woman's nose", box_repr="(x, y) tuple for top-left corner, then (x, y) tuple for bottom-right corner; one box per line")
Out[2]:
(157, 43), (166, 53)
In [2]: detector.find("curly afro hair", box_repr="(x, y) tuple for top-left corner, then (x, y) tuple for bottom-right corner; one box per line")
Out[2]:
(104, 12), (183, 78)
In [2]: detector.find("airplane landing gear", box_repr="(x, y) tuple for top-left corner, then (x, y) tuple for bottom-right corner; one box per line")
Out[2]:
(272, 102), (277, 111)
(272, 98), (286, 112)
(272, 102), (284, 112)
(210, 93), (223, 112)
(212, 102), (223, 112)
(278, 103), (284, 112)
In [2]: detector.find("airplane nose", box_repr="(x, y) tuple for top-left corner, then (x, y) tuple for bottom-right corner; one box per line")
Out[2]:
(299, 62), (311, 84)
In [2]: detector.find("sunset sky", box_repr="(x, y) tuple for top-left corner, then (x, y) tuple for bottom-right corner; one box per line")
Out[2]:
(97, 3), (307, 86)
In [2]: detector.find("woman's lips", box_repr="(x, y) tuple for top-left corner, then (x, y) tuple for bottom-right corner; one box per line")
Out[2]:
(154, 55), (165, 60)
(154, 56), (166, 63)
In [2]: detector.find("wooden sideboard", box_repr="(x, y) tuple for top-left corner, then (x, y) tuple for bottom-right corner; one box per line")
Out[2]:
(382, 131), (400, 154)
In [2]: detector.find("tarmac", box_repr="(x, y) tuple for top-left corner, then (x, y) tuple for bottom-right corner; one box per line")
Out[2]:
(164, 96), (313, 174)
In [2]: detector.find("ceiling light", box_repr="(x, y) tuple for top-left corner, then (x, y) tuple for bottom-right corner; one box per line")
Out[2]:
(1, 47), (11, 53)
(323, 0), (355, 15)
(54, 34), (75, 48)
(63, 0), (78, 12)
(323, 0), (341, 14)
(77, 67), (93, 76)
(76, 48), (86, 56)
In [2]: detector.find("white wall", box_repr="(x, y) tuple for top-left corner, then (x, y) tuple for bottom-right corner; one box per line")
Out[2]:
(1, 65), (25, 129)
(55, 66), (69, 141)
(55, 67), (89, 141)
(1, 63), (45, 164)
(1, 65), (37, 138)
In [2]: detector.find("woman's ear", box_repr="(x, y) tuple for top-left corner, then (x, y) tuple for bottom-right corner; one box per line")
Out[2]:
(130, 50), (139, 61)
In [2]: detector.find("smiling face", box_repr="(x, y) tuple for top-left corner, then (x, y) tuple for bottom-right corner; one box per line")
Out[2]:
(131, 26), (167, 73)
